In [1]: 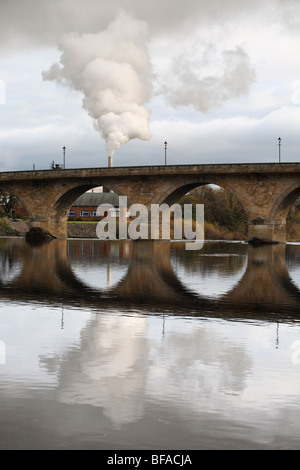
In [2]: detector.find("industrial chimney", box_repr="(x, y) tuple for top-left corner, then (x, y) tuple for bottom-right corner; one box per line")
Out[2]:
(108, 155), (113, 167)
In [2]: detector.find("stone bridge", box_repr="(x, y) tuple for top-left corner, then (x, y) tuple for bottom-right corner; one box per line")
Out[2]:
(1, 162), (300, 242)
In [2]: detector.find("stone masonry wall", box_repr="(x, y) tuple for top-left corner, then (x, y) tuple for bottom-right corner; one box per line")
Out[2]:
(67, 222), (97, 238)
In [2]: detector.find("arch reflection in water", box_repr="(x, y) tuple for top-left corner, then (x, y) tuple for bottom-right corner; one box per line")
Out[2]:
(170, 241), (248, 299)
(0, 238), (23, 285)
(67, 240), (132, 291)
(286, 244), (300, 291)
(0, 238), (299, 318)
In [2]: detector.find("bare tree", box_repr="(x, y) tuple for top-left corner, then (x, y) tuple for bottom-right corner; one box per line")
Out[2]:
(0, 190), (20, 215)
(181, 185), (247, 232)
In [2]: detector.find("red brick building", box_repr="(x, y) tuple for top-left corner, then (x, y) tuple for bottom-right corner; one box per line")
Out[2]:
(68, 192), (125, 221)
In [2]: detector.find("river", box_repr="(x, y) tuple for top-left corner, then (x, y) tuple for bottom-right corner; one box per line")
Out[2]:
(0, 237), (299, 450)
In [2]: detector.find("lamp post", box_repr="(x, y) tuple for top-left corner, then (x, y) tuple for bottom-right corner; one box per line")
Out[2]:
(164, 141), (167, 165)
(278, 137), (281, 163)
(63, 146), (66, 169)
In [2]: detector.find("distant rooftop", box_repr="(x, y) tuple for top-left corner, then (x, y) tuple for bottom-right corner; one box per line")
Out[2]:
(73, 192), (119, 207)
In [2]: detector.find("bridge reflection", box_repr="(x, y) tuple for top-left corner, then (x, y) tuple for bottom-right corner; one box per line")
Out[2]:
(0, 238), (299, 320)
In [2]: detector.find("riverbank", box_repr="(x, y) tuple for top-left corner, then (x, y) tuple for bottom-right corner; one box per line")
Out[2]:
(0, 218), (99, 238)
(0, 217), (299, 242)
(67, 221), (98, 238)
(0, 218), (29, 236)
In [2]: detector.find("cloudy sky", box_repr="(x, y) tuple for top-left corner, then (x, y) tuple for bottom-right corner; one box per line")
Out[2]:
(0, 0), (299, 171)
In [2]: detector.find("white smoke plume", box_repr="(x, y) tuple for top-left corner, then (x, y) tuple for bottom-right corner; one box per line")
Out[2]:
(42, 10), (152, 160)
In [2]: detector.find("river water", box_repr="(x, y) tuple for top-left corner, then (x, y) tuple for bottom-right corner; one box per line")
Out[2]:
(0, 237), (299, 450)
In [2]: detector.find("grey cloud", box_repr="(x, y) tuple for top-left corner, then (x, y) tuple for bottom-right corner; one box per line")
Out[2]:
(161, 46), (255, 112)
(1, 0), (298, 165)
(0, 0), (298, 50)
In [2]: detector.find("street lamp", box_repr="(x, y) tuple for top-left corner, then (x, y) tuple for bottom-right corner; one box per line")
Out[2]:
(278, 137), (281, 163)
(164, 141), (167, 165)
(63, 146), (66, 169)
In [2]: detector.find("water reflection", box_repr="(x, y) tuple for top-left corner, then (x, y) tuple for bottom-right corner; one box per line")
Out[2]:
(286, 244), (300, 291)
(170, 241), (248, 298)
(0, 238), (300, 449)
(0, 238), (299, 319)
(55, 314), (148, 428)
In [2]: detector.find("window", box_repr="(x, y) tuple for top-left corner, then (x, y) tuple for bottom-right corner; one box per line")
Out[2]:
(80, 211), (89, 217)
(110, 209), (119, 218)
(68, 211), (75, 217)
(91, 211), (100, 217)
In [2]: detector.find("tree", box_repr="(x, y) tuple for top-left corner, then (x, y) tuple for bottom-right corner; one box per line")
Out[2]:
(179, 185), (247, 233)
(0, 190), (20, 215)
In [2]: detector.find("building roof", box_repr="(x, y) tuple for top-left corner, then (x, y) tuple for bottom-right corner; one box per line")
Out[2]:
(73, 192), (120, 207)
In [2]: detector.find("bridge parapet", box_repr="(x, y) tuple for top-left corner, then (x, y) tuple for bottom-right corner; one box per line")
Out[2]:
(0, 162), (299, 184)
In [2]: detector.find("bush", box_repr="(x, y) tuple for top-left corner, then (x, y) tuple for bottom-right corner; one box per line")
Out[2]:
(204, 221), (221, 240)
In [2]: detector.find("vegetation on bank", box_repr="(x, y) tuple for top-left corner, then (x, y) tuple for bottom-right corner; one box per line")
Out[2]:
(179, 186), (248, 241)
(287, 205), (300, 241)
(0, 218), (18, 236)
(179, 185), (300, 242)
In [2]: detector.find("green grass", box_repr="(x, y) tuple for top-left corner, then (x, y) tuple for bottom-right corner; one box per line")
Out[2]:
(0, 219), (11, 229)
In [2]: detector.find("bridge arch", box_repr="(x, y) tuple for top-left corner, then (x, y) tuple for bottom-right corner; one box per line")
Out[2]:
(54, 184), (100, 215)
(156, 180), (249, 218)
(270, 182), (300, 221)
(49, 183), (124, 238)
(266, 183), (300, 243)
(0, 183), (31, 219)
(155, 180), (249, 240)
